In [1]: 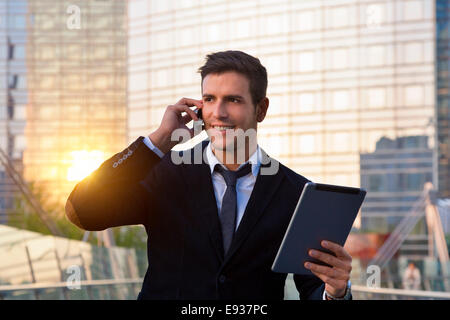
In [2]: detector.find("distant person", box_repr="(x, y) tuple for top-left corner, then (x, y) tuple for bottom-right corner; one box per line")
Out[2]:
(402, 262), (421, 290)
(65, 50), (353, 300)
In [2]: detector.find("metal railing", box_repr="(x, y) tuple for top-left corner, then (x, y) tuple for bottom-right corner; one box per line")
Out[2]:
(352, 284), (450, 300)
(1, 279), (450, 300)
(0, 278), (143, 300)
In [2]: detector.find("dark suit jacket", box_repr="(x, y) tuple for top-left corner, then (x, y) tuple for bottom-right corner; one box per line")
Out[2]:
(65, 136), (325, 300)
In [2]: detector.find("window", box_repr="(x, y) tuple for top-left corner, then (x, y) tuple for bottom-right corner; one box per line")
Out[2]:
(92, 45), (112, 59)
(330, 132), (351, 152)
(152, 0), (171, 13)
(129, 72), (148, 91)
(152, 69), (169, 88)
(402, 0), (423, 21)
(129, 0), (149, 19)
(331, 48), (348, 69)
(233, 19), (251, 39)
(295, 10), (315, 31)
(330, 6), (349, 28)
(40, 75), (55, 89)
(36, 14), (55, 30)
(264, 14), (288, 35)
(177, 26), (196, 47)
(299, 134), (315, 154)
(65, 44), (83, 60)
(367, 45), (385, 66)
(129, 35), (149, 55)
(14, 44), (25, 59)
(298, 92), (315, 113)
(8, 15), (26, 29)
(403, 42), (423, 64)
(128, 108), (148, 128)
(364, 3), (385, 29)
(37, 45), (56, 60)
(15, 134), (26, 151)
(332, 90), (349, 111)
(368, 175), (383, 192)
(404, 85), (424, 106)
(65, 75), (81, 89)
(367, 87), (386, 108)
(269, 95), (283, 115)
(94, 75), (110, 89)
(293, 51), (315, 72)
(264, 55), (283, 75)
(204, 23), (224, 43)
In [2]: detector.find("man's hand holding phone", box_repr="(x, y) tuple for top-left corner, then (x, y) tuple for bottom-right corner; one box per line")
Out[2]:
(148, 98), (203, 154)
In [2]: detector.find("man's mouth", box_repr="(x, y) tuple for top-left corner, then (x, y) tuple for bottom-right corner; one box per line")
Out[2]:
(212, 125), (235, 131)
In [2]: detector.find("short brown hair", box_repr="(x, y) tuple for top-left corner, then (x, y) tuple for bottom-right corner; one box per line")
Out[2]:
(198, 50), (268, 106)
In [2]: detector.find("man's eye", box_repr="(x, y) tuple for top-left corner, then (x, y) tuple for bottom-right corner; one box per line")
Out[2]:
(231, 98), (240, 103)
(203, 97), (212, 102)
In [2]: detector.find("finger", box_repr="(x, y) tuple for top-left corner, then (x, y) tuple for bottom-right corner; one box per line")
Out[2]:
(172, 104), (199, 121)
(304, 262), (349, 281)
(176, 97), (203, 109)
(309, 269), (344, 289)
(321, 240), (352, 261)
(308, 249), (352, 272)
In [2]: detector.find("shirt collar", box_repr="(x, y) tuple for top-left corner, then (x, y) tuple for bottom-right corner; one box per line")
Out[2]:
(206, 141), (261, 177)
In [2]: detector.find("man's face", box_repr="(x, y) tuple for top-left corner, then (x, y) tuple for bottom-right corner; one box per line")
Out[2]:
(201, 71), (266, 153)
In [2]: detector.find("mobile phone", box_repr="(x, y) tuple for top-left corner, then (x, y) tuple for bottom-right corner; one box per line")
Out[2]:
(194, 108), (205, 131)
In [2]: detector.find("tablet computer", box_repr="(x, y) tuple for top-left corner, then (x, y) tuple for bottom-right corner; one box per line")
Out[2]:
(271, 182), (366, 275)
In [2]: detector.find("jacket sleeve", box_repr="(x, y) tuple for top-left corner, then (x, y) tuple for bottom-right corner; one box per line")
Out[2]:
(65, 136), (163, 231)
(293, 274), (325, 300)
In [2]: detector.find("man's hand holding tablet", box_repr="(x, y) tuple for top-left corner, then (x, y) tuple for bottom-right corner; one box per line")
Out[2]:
(305, 240), (353, 299)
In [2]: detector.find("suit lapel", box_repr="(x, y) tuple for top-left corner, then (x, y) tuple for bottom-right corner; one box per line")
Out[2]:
(222, 149), (284, 266)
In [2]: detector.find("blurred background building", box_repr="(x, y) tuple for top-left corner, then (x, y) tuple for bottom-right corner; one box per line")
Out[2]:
(0, 0), (128, 224)
(0, 0), (27, 224)
(436, 0), (449, 199)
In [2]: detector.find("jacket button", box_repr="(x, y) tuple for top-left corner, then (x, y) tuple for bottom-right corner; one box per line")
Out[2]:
(219, 275), (226, 283)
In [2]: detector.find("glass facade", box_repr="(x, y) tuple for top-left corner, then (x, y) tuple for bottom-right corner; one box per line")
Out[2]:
(360, 135), (433, 233)
(436, 0), (450, 198)
(21, 0), (127, 206)
(127, 0), (439, 232)
(0, 0), (28, 223)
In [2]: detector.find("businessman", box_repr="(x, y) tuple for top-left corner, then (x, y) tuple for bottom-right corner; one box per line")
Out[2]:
(65, 50), (352, 300)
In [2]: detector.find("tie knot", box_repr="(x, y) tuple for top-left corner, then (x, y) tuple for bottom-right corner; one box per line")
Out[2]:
(215, 163), (252, 187)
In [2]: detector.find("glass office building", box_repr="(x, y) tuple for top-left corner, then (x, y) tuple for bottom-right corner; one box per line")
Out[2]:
(0, 0), (128, 209)
(360, 135), (433, 233)
(436, 0), (449, 199)
(128, 0), (443, 232)
(0, 0), (28, 223)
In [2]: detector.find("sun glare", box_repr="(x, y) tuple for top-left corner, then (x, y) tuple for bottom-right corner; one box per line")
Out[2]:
(67, 150), (105, 182)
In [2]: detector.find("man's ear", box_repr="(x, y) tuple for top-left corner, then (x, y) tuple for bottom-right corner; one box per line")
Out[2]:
(256, 97), (269, 122)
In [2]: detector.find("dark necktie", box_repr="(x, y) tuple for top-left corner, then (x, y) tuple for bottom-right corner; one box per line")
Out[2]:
(215, 163), (252, 255)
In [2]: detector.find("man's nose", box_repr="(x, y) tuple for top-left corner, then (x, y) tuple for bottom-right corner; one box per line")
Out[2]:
(211, 100), (228, 119)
